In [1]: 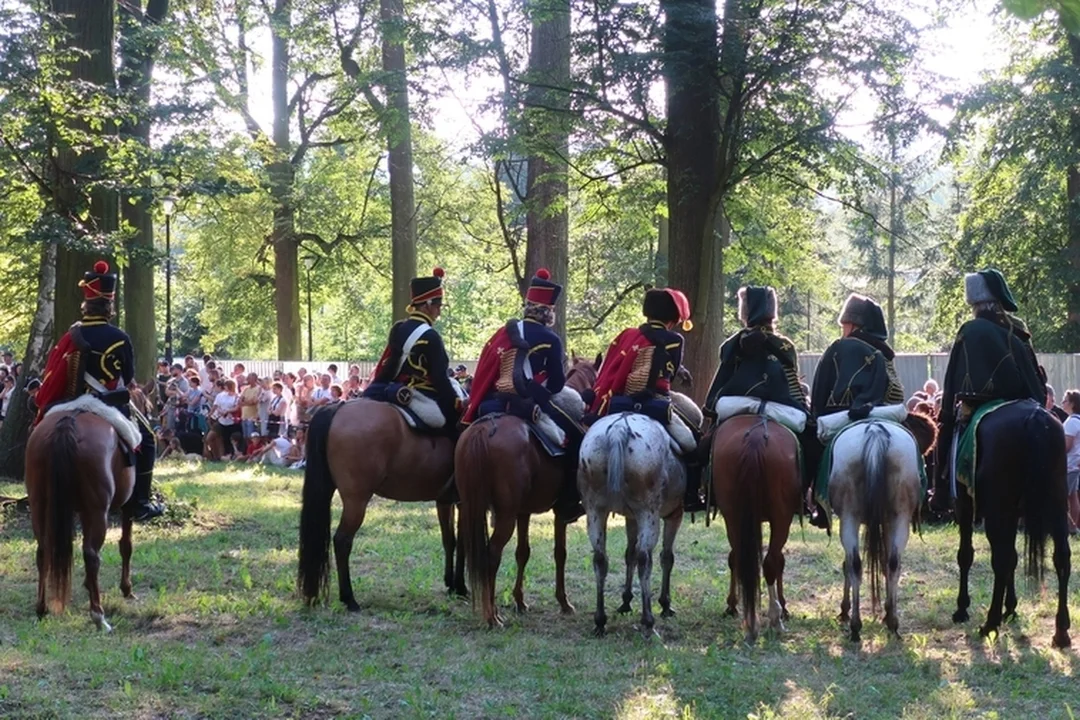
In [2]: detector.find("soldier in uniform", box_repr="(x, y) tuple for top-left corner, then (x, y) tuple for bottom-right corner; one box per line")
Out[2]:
(811, 293), (905, 421)
(34, 260), (163, 521)
(586, 287), (703, 509)
(704, 286), (828, 528)
(463, 268), (585, 521)
(930, 269), (1047, 512)
(363, 267), (461, 432)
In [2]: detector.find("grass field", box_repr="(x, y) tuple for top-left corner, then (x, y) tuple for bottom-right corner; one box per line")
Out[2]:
(1, 462), (1078, 719)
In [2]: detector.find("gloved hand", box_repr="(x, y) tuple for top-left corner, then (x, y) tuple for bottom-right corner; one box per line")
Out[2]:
(848, 404), (872, 421)
(579, 388), (596, 407)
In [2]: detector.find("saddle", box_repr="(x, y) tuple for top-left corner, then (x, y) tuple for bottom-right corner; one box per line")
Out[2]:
(44, 394), (141, 451)
(952, 398), (1012, 504)
(713, 396), (807, 433)
(474, 388), (585, 455)
(367, 382), (446, 432)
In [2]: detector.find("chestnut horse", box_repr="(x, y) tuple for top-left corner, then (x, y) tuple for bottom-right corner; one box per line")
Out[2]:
(24, 392), (150, 630)
(297, 399), (464, 609)
(711, 415), (801, 642)
(456, 359), (597, 627)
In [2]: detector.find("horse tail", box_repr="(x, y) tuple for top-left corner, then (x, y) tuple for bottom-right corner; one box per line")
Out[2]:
(459, 425), (493, 609)
(1021, 405), (1061, 582)
(735, 422), (766, 631)
(861, 422), (891, 610)
(606, 420), (629, 497)
(297, 405), (339, 604)
(44, 415), (78, 611)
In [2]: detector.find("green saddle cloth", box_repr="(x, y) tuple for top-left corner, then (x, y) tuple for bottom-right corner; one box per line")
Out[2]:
(814, 419), (927, 510)
(954, 399), (1010, 502)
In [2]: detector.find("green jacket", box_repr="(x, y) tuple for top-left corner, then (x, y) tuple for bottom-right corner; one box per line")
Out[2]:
(811, 332), (904, 417)
(704, 327), (807, 413)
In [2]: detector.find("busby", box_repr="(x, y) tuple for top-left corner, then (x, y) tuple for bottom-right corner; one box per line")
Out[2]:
(643, 288), (693, 331)
(838, 293), (888, 341)
(410, 267), (445, 306)
(738, 286), (778, 327)
(525, 268), (561, 307)
(79, 260), (117, 301)
(964, 269), (1018, 312)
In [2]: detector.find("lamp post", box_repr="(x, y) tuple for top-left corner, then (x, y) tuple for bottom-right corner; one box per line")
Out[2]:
(304, 256), (315, 362)
(162, 195), (178, 366)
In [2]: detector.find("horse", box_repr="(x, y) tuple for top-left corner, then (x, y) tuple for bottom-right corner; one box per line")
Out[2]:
(711, 415), (801, 642)
(578, 412), (686, 637)
(826, 413), (937, 642)
(24, 387), (151, 631)
(455, 357), (598, 627)
(296, 398), (465, 610)
(951, 399), (1071, 648)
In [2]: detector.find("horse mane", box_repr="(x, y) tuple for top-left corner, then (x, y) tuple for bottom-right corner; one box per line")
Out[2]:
(565, 358), (598, 393)
(902, 410), (938, 457)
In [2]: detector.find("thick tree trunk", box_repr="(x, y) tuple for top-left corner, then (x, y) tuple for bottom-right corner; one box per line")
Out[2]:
(271, 0), (301, 359)
(119, 0), (169, 381)
(0, 242), (57, 478)
(381, 0), (417, 321)
(524, 0), (571, 340)
(51, 0), (118, 335)
(662, 0), (722, 402)
(1066, 35), (1080, 351)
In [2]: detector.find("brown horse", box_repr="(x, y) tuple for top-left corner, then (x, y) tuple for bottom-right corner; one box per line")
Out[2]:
(456, 358), (597, 627)
(25, 399), (140, 630)
(297, 399), (464, 609)
(711, 415), (801, 642)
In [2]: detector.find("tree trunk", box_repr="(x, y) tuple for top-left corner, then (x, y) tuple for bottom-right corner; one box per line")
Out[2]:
(662, 0), (721, 402)
(381, 0), (417, 321)
(51, 0), (118, 335)
(1066, 34), (1080, 351)
(0, 242), (57, 478)
(119, 0), (169, 381)
(887, 132), (898, 340)
(656, 216), (669, 286)
(524, 0), (571, 340)
(271, 0), (301, 359)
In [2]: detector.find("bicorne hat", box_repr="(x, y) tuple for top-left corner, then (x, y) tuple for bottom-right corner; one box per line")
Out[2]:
(410, 267), (445, 306)
(79, 260), (117, 301)
(643, 288), (693, 332)
(738, 286), (778, 328)
(964, 269), (1018, 312)
(525, 268), (562, 307)
(838, 293), (888, 341)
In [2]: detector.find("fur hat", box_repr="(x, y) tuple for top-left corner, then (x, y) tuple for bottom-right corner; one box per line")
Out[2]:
(643, 288), (693, 331)
(738, 286), (778, 327)
(964, 269), (1017, 312)
(838, 293), (888, 341)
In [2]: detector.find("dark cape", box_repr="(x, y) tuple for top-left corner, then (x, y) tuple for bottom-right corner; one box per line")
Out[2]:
(704, 327), (807, 412)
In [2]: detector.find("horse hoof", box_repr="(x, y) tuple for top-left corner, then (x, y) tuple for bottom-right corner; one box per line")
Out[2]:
(560, 603), (576, 615)
(1001, 610), (1017, 625)
(92, 615), (113, 633)
(837, 612), (850, 624)
(781, 608), (790, 622)
(123, 590), (137, 601)
(1054, 631), (1072, 649)
(979, 625), (998, 639)
(593, 625), (606, 638)
(514, 602), (529, 614)
(617, 602), (632, 614)
(952, 609), (969, 624)
(344, 601), (361, 613)
(724, 606), (739, 618)
(454, 587), (469, 599)
(661, 607), (676, 619)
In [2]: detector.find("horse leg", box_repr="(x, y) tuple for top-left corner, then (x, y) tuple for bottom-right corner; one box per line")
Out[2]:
(839, 558), (851, 623)
(454, 506), (468, 597)
(636, 512), (661, 636)
(588, 506), (610, 637)
(764, 517), (792, 632)
(119, 503), (135, 599)
(512, 514), (531, 613)
(554, 518), (574, 614)
(333, 498), (369, 612)
(725, 550), (739, 618)
(659, 510), (684, 619)
(35, 543), (46, 619)
(437, 503), (456, 595)
(618, 517), (638, 614)
(1052, 522), (1072, 648)
(884, 518), (910, 638)
(485, 511), (517, 628)
(953, 492), (975, 623)
(980, 516), (1017, 639)
(840, 513), (862, 642)
(82, 511), (111, 632)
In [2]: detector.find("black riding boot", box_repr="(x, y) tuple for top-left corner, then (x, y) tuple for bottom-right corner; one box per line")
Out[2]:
(799, 425), (830, 532)
(553, 452), (585, 524)
(683, 460), (707, 512)
(929, 426), (955, 514)
(128, 423), (164, 522)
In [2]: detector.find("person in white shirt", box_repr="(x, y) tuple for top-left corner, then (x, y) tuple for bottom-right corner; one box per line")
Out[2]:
(257, 376), (273, 434)
(310, 374), (333, 407)
(1062, 389), (1080, 534)
(267, 382), (289, 437)
(327, 364), (340, 386)
(212, 379), (241, 459)
(251, 435), (294, 466)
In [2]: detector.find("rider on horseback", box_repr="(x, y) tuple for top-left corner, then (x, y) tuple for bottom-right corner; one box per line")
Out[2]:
(462, 268), (586, 522)
(586, 288), (704, 509)
(703, 285), (829, 528)
(34, 260), (163, 522)
(930, 269), (1047, 512)
(363, 268), (461, 432)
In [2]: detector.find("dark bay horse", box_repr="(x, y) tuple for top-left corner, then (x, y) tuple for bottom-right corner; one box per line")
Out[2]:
(456, 359), (597, 627)
(297, 399), (464, 609)
(952, 399), (1071, 648)
(25, 402), (138, 630)
(711, 415), (801, 642)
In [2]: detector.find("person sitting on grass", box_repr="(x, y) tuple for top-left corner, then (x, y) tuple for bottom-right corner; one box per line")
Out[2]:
(240, 433), (266, 462)
(248, 434), (294, 467)
(160, 436), (184, 460)
(227, 431), (244, 461)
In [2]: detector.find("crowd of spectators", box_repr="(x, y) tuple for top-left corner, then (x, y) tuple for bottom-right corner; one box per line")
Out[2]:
(0, 351), (41, 430)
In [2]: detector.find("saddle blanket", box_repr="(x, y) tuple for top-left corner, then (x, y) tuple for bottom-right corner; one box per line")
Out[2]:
(815, 418), (927, 510)
(817, 404), (907, 443)
(45, 394), (140, 450)
(713, 396), (807, 433)
(952, 399), (1010, 505)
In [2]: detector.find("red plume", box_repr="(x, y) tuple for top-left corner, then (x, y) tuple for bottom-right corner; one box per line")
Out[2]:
(432, 267), (445, 278)
(535, 268), (551, 280)
(93, 260), (109, 274)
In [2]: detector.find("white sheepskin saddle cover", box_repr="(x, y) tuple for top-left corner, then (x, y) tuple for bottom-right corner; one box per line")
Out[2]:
(45, 394), (140, 450)
(667, 391), (702, 455)
(817, 404), (907, 443)
(398, 378), (469, 430)
(713, 396), (808, 433)
(532, 387), (585, 448)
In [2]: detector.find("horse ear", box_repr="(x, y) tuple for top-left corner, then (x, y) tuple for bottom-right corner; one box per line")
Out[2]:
(594, 352), (603, 370)
(571, 350), (578, 363)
